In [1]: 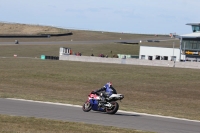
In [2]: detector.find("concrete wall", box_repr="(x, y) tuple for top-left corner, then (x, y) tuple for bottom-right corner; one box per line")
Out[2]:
(59, 55), (200, 69)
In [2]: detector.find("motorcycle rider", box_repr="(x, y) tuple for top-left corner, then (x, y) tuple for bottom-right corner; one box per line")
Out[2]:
(93, 82), (117, 106)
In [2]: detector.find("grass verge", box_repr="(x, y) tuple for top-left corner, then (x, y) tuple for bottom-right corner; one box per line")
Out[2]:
(0, 114), (152, 133)
(0, 58), (200, 121)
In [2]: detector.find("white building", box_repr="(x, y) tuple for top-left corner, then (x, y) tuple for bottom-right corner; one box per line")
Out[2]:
(139, 46), (184, 62)
(59, 47), (72, 56)
(179, 23), (200, 62)
(139, 23), (200, 62)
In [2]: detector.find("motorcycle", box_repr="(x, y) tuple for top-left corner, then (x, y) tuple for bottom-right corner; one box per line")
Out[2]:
(82, 91), (124, 114)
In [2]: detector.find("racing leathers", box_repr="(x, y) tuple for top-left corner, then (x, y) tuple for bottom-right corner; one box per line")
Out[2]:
(94, 83), (117, 105)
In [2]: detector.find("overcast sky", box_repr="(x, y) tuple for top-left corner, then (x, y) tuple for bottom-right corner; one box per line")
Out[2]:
(0, 0), (199, 35)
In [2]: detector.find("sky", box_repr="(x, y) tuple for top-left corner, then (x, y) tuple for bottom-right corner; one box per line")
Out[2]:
(1, 0), (200, 35)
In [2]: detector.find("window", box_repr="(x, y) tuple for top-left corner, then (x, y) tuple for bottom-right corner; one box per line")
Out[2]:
(163, 56), (168, 60)
(148, 56), (153, 60)
(182, 40), (200, 50)
(155, 55), (160, 60)
(192, 26), (200, 32)
(171, 56), (176, 61)
(141, 55), (145, 59)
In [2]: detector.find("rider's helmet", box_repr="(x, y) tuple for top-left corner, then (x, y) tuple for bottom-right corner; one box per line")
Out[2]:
(108, 82), (112, 87)
(104, 82), (112, 88)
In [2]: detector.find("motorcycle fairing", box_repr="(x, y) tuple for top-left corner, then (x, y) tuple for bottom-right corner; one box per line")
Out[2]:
(89, 99), (105, 112)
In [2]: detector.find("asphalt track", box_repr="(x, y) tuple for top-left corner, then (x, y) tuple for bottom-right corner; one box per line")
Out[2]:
(0, 36), (177, 45)
(0, 98), (200, 133)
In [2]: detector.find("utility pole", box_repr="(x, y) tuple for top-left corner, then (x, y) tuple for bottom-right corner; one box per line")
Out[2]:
(173, 42), (175, 67)
(184, 42), (186, 61)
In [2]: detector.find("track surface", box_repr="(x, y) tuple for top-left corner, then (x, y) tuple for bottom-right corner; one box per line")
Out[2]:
(0, 98), (199, 133)
(0, 36), (177, 45)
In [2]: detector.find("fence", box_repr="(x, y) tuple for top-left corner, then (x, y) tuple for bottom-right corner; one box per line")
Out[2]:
(41, 55), (59, 60)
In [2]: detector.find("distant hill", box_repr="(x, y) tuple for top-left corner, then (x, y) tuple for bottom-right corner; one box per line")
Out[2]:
(0, 22), (69, 35)
(0, 22), (171, 42)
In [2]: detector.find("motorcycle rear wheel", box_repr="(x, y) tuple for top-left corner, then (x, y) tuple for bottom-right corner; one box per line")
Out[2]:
(106, 101), (119, 114)
(82, 101), (92, 112)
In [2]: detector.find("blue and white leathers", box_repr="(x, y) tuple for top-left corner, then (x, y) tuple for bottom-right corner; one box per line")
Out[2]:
(104, 83), (113, 96)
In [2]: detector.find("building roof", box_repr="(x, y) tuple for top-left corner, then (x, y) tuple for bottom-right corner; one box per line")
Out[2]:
(180, 32), (200, 38)
(186, 23), (200, 26)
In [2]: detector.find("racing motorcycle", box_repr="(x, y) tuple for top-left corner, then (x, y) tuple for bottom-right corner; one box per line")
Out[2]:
(82, 91), (124, 114)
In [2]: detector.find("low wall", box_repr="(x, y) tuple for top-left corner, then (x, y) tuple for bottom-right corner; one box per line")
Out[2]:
(59, 55), (200, 69)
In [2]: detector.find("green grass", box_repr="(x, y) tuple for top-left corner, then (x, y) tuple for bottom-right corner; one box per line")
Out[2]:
(0, 115), (152, 133)
(0, 40), (180, 58)
(0, 43), (139, 57)
(0, 57), (200, 121)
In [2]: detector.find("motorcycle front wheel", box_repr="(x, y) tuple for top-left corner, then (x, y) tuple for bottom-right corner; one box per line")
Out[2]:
(106, 101), (119, 114)
(82, 101), (92, 112)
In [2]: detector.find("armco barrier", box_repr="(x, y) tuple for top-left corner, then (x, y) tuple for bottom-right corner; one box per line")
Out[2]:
(45, 56), (59, 60)
(0, 35), (48, 38)
(40, 55), (59, 60)
(47, 32), (73, 36)
(59, 55), (200, 69)
(0, 32), (73, 38)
